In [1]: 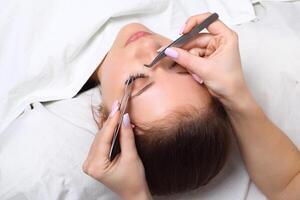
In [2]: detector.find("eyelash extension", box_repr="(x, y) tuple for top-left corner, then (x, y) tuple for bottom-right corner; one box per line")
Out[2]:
(131, 73), (147, 80)
(125, 73), (148, 85)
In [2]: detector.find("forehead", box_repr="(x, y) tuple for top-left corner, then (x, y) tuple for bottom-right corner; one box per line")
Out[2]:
(128, 72), (211, 127)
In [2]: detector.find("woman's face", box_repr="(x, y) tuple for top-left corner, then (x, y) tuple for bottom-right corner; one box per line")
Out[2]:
(97, 23), (211, 128)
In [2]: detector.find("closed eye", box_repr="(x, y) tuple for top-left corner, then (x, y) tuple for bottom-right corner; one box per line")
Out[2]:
(131, 62), (190, 99)
(169, 62), (190, 74)
(177, 71), (190, 74)
(168, 61), (177, 69)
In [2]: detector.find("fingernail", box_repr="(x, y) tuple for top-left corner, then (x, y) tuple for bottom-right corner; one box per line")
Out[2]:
(110, 100), (119, 117)
(179, 23), (186, 35)
(165, 48), (178, 59)
(123, 113), (131, 128)
(192, 74), (204, 84)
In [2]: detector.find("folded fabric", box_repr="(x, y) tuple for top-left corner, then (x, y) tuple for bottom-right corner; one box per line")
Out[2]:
(0, 102), (118, 199)
(0, 0), (256, 133)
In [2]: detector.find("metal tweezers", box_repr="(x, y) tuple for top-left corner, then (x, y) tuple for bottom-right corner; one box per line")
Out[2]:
(109, 77), (134, 161)
(144, 13), (219, 68)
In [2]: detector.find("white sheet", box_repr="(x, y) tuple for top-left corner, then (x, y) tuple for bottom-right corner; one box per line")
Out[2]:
(0, 0), (256, 133)
(234, 1), (300, 139)
(0, 101), (119, 200)
(236, 1), (300, 199)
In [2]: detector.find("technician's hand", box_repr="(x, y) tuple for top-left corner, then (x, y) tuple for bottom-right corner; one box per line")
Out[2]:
(165, 13), (251, 111)
(83, 102), (152, 200)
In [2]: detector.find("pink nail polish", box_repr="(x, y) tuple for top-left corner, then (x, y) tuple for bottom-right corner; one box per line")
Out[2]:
(192, 74), (204, 84)
(179, 23), (186, 35)
(123, 113), (131, 128)
(110, 100), (119, 117)
(165, 48), (178, 59)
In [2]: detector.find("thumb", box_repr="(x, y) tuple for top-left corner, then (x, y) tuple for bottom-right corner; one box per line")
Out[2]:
(165, 47), (209, 78)
(119, 113), (138, 157)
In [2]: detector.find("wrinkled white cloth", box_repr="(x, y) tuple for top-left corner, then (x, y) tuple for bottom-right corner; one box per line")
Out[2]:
(0, 0), (256, 133)
(237, 1), (300, 199)
(0, 101), (118, 200)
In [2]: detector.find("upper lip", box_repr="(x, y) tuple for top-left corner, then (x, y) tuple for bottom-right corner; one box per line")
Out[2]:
(125, 31), (152, 46)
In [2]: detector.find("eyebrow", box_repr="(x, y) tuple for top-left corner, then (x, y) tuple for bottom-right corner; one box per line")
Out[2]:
(132, 82), (154, 98)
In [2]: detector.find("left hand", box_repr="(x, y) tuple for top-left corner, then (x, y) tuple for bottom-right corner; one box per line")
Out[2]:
(165, 13), (249, 112)
(82, 106), (152, 200)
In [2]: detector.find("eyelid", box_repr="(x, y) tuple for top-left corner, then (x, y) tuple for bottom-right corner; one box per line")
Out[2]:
(130, 62), (190, 99)
(177, 71), (190, 74)
(130, 75), (151, 95)
(169, 62), (189, 74)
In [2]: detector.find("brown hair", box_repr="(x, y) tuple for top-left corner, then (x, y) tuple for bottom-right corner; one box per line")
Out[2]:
(97, 97), (233, 196)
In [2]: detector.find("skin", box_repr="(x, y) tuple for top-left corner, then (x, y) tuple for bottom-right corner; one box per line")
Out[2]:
(84, 13), (300, 200)
(96, 23), (211, 128)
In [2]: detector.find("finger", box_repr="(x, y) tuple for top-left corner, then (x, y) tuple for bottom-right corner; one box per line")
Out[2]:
(205, 47), (216, 57)
(102, 100), (119, 128)
(187, 48), (205, 84)
(100, 101), (121, 145)
(188, 47), (207, 57)
(181, 33), (213, 50)
(165, 47), (209, 78)
(119, 113), (138, 157)
(191, 74), (204, 84)
(159, 33), (213, 54)
(88, 102), (121, 159)
(181, 12), (232, 36)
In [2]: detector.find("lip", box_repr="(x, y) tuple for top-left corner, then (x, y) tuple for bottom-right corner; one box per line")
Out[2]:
(125, 31), (152, 46)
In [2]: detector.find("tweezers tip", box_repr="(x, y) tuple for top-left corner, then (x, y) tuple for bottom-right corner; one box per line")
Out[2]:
(143, 64), (151, 68)
(125, 76), (134, 85)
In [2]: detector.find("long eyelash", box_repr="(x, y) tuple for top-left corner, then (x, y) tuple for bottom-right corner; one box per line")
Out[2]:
(125, 73), (147, 85)
(131, 73), (147, 80)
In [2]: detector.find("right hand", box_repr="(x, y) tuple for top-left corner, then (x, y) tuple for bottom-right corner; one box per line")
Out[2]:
(165, 13), (251, 111)
(82, 102), (152, 200)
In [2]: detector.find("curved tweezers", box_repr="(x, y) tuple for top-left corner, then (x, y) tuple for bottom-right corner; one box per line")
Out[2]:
(109, 77), (134, 161)
(144, 13), (219, 68)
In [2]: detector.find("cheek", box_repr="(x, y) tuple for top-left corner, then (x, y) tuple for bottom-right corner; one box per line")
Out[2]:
(100, 55), (126, 109)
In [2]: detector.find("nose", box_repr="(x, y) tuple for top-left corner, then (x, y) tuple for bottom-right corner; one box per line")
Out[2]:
(133, 37), (161, 64)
